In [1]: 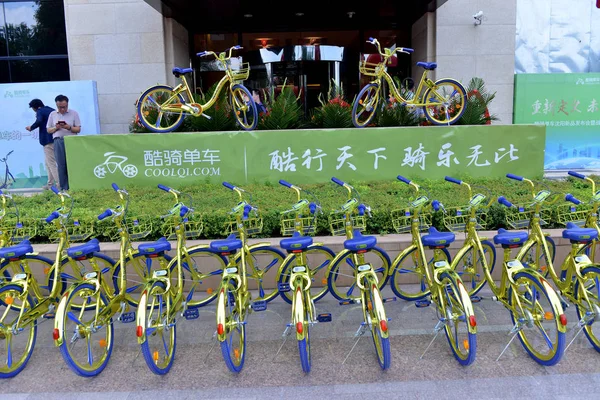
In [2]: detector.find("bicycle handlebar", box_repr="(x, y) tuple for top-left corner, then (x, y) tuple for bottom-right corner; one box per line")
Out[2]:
(112, 183), (120, 192)
(445, 176), (462, 185)
(158, 184), (171, 192)
(331, 177), (345, 187)
(98, 209), (113, 220)
(498, 196), (513, 208)
(397, 175), (411, 184)
(431, 200), (441, 211)
(568, 171), (586, 180)
(223, 182), (235, 190)
(506, 173), (523, 181)
(279, 179), (293, 188)
(180, 205), (189, 218)
(565, 193), (581, 205)
(50, 186), (60, 194)
(45, 211), (59, 223)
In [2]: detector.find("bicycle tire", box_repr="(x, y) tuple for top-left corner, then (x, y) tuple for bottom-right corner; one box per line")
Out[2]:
(507, 271), (565, 365)
(295, 286), (311, 373)
(0, 284), (37, 378)
(390, 246), (451, 301)
(352, 83), (380, 128)
(217, 282), (246, 373)
(573, 265), (600, 352)
(0, 255), (54, 303)
(422, 78), (467, 125)
(230, 84), (258, 131)
(453, 241), (496, 297)
(180, 248), (228, 308)
(438, 271), (477, 366)
(520, 237), (556, 278)
(327, 247), (391, 301)
(241, 246), (286, 302)
(278, 245), (335, 305)
(139, 281), (177, 375)
(58, 282), (114, 377)
(137, 85), (185, 133)
(112, 252), (172, 308)
(362, 277), (391, 369)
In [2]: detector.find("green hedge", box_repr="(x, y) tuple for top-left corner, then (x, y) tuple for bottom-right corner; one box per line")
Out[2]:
(7, 176), (595, 243)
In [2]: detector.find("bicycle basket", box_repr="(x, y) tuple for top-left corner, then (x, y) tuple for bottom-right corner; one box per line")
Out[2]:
(391, 209), (432, 234)
(230, 62), (250, 82)
(443, 207), (487, 233)
(329, 212), (366, 236)
(50, 219), (94, 243)
(162, 214), (204, 240)
(505, 206), (551, 230)
(0, 218), (37, 244)
(555, 203), (589, 228)
(280, 211), (317, 236)
(105, 216), (153, 241)
(359, 60), (384, 77)
(224, 215), (263, 237)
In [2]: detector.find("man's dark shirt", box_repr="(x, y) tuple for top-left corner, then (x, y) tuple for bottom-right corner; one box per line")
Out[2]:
(31, 106), (55, 146)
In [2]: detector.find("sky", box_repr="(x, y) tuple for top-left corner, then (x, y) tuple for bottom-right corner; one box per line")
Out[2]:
(3, 2), (38, 28)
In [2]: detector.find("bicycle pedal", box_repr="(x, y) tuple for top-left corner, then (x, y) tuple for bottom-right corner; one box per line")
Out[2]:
(470, 296), (482, 303)
(383, 297), (397, 303)
(277, 283), (291, 292)
(43, 312), (55, 319)
(317, 313), (332, 323)
(339, 299), (356, 305)
(183, 308), (199, 320)
(415, 299), (431, 308)
(251, 300), (267, 312)
(119, 311), (135, 323)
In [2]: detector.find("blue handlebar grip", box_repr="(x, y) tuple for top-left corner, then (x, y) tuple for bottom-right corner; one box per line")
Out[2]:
(358, 204), (366, 216)
(196, 51), (206, 56)
(45, 211), (59, 223)
(309, 202), (317, 214)
(331, 177), (345, 186)
(397, 175), (411, 184)
(498, 196), (513, 208)
(97, 209), (113, 220)
(279, 180), (293, 188)
(51, 186), (60, 194)
(368, 37), (374, 42)
(179, 205), (189, 218)
(444, 176), (462, 185)
(234, 45), (241, 49)
(111, 183), (119, 191)
(0, 189), (3, 195)
(157, 184), (171, 192)
(568, 171), (586, 180)
(565, 193), (581, 205)
(242, 204), (252, 220)
(403, 47), (415, 53)
(222, 182), (235, 190)
(506, 173), (523, 181)
(432, 200), (440, 211)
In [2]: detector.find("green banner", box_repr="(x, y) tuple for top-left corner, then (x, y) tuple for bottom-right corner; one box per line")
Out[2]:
(65, 126), (545, 189)
(514, 73), (600, 170)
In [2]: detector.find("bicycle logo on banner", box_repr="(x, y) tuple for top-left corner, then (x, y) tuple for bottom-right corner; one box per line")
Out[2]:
(94, 152), (138, 178)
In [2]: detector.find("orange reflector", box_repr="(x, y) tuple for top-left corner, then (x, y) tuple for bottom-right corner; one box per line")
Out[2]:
(153, 351), (159, 361)
(207, 288), (213, 295)
(380, 320), (388, 333)
(359, 100), (363, 105)
(234, 348), (240, 360)
(136, 326), (143, 337)
(540, 266), (547, 272)
(217, 323), (224, 335)
(321, 278), (327, 285)
(367, 301), (372, 311)
(357, 250), (367, 254)
(463, 339), (469, 350)
(99, 339), (107, 347)
(44, 267), (50, 274)
(544, 311), (553, 320)
(5, 296), (14, 305)
(469, 315), (477, 327)
(291, 250), (303, 253)
(53, 328), (60, 341)
(559, 314), (567, 326)
(296, 322), (303, 335)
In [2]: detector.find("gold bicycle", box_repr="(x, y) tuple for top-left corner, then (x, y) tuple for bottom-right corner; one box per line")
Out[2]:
(352, 37), (467, 127)
(136, 45), (258, 132)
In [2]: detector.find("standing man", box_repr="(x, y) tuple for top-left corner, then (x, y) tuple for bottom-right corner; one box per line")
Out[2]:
(46, 95), (81, 191)
(26, 99), (58, 190)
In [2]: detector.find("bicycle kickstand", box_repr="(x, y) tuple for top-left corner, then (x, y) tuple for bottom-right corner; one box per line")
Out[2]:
(204, 330), (218, 364)
(496, 323), (521, 361)
(272, 324), (293, 361)
(566, 304), (600, 352)
(420, 320), (445, 360)
(342, 322), (368, 365)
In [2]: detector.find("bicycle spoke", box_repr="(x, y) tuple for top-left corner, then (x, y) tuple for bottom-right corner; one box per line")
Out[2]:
(535, 321), (554, 349)
(345, 283), (357, 298)
(155, 113), (164, 128)
(67, 311), (83, 325)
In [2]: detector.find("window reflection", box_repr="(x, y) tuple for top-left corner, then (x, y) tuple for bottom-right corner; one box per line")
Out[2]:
(9, 58), (70, 83)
